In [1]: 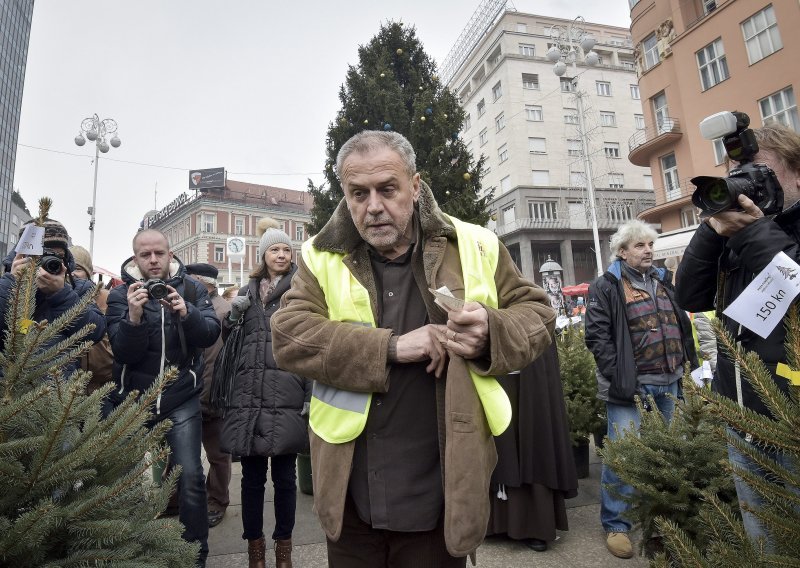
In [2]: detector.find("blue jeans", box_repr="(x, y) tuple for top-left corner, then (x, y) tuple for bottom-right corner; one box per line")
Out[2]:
(727, 428), (799, 551)
(241, 453), (298, 541)
(601, 382), (679, 533)
(163, 396), (208, 562)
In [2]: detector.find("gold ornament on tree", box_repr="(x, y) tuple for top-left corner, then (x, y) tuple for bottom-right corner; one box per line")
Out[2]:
(396, 48), (403, 55)
(463, 173), (471, 181)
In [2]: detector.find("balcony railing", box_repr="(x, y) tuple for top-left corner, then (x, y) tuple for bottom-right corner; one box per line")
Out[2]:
(628, 118), (682, 153)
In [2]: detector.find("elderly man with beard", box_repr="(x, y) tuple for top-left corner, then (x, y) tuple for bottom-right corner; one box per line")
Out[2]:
(271, 130), (555, 567)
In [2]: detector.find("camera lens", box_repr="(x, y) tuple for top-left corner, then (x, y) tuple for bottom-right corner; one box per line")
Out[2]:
(39, 255), (63, 275)
(145, 279), (169, 300)
(704, 179), (732, 207)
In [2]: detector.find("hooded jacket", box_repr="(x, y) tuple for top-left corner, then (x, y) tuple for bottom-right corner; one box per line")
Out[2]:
(0, 250), (106, 375)
(675, 207), (800, 417)
(220, 264), (311, 457)
(585, 260), (697, 405)
(105, 255), (221, 417)
(270, 181), (555, 557)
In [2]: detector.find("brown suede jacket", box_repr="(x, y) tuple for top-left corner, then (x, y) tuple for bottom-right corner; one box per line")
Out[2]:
(271, 181), (555, 557)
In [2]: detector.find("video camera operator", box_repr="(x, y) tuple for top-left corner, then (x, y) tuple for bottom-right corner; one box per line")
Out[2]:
(675, 120), (800, 548)
(105, 228), (221, 568)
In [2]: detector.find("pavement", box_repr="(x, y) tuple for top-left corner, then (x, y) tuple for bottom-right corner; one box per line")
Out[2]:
(204, 442), (649, 567)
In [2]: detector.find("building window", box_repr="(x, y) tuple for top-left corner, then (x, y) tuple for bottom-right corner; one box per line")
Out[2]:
(295, 224), (304, 241)
(596, 81), (612, 96)
(528, 137), (547, 154)
(604, 142), (621, 158)
(564, 109), (578, 125)
(492, 81), (503, 101)
(742, 5), (782, 65)
(498, 143), (509, 163)
(600, 111), (617, 127)
(568, 139), (581, 157)
(477, 99), (485, 117)
(635, 114), (645, 129)
(495, 112), (505, 132)
(681, 206), (700, 227)
(643, 33), (659, 70)
(653, 91), (671, 133)
(608, 173), (625, 188)
(643, 175), (653, 190)
(202, 213), (216, 233)
(713, 138), (726, 165)
(703, 0), (717, 15)
(759, 87), (799, 132)
(570, 171), (586, 187)
(529, 201), (558, 220)
(519, 43), (536, 57)
(214, 245), (224, 262)
(630, 84), (640, 99)
(560, 77), (574, 92)
(661, 153), (680, 200)
(463, 113), (471, 131)
(522, 73), (539, 90)
(516, 23), (527, 33)
(526, 105), (543, 121)
(234, 216), (245, 236)
(697, 38), (729, 90)
(607, 201), (634, 221)
(500, 175), (512, 193)
(502, 204), (515, 224)
(479, 128), (488, 146)
(532, 170), (550, 186)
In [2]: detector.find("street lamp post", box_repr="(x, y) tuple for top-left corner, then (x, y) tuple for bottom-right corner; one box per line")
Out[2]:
(546, 18), (604, 277)
(74, 114), (121, 258)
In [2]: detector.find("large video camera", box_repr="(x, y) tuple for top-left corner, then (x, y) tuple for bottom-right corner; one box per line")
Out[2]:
(690, 111), (783, 216)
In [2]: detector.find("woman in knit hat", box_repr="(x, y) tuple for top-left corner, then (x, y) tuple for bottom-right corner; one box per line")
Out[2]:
(220, 217), (310, 568)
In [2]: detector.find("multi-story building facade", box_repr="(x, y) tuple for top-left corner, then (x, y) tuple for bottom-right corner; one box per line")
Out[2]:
(6, 194), (32, 250)
(142, 179), (312, 286)
(630, 0), (799, 252)
(0, 0), (35, 257)
(446, 10), (654, 286)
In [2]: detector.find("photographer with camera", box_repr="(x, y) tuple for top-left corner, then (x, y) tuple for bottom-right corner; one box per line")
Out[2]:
(0, 218), (106, 375)
(105, 228), (221, 568)
(676, 117), (800, 548)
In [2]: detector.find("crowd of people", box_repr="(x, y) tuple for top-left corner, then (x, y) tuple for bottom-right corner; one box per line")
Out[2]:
(3, 124), (799, 566)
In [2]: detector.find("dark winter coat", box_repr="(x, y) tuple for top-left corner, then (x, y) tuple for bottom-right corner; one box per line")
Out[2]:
(675, 209), (800, 417)
(0, 250), (106, 376)
(585, 260), (697, 405)
(220, 265), (311, 458)
(105, 256), (221, 417)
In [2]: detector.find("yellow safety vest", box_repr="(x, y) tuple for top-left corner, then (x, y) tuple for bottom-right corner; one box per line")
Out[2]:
(302, 215), (512, 443)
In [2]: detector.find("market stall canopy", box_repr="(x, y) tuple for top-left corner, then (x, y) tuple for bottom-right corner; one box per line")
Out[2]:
(652, 226), (697, 260)
(94, 265), (120, 279)
(562, 283), (590, 296)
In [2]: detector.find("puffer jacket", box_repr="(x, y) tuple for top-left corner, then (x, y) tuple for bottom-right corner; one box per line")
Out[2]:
(271, 181), (556, 557)
(675, 207), (800, 417)
(105, 256), (220, 417)
(220, 265), (311, 457)
(0, 249), (106, 375)
(585, 260), (697, 405)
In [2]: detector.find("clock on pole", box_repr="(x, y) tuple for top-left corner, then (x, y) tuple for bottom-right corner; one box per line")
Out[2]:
(226, 236), (246, 284)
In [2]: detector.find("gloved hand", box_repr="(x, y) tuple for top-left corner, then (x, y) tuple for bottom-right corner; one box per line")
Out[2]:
(228, 295), (251, 322)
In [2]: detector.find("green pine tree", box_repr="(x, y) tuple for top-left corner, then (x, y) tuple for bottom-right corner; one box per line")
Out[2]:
(600, 375), (736, 557)
(647, 312), (800, 567)
(0, 200), (196, 567)
(308, 21), (491, 234)
(557, 325), (605, 446)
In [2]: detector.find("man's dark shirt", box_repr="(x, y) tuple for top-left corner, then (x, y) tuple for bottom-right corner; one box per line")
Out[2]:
(348, 237), (443, 532)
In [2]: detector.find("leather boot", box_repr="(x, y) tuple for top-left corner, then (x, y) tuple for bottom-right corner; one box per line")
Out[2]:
(275, 538), (293, 568)
(247, 536), (266, 568)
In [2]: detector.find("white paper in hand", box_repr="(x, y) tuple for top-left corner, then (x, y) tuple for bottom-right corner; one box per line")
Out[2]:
(428, 286), (465, 312)
(15, 225), (44, 256)
(723, 251), (800, 339)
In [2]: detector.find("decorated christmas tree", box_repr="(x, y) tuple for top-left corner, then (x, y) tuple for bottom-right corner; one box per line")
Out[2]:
(0, 199), (196, 567)
(308, 21), (490, 234)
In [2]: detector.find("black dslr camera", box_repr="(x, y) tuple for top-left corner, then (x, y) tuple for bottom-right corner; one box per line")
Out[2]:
(38, 249), (64, 275)
(691, 111), (783, 216)
(144, 278), (169, 300)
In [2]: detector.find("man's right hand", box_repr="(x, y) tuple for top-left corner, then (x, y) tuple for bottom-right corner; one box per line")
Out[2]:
(395, 324), (449, 378)
(127, 281), (149, 325)
(707, 194), (764, 236)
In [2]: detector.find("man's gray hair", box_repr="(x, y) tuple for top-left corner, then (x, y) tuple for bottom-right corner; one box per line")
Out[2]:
(608, 219), (658, 262)
(192, 275), (217, 287)
(336, 130), (417, 178)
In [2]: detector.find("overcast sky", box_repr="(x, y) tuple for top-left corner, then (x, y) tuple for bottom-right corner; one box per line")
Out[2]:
(14, 0), (631, 273)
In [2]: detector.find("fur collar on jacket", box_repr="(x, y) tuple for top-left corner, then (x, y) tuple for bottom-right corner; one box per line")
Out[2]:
(311, 180), (456, 254)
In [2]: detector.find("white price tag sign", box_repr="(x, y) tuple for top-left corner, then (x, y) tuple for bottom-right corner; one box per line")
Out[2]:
(14, 225), (44, 255)
(723, 251), (800, 339)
